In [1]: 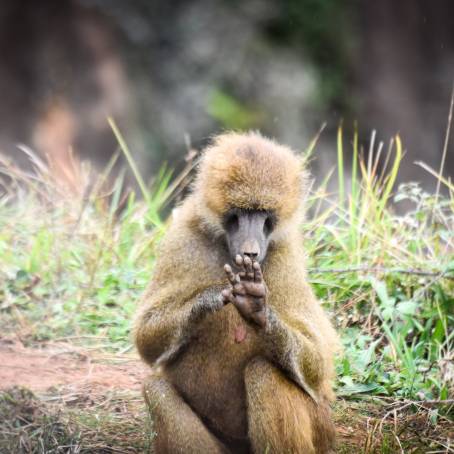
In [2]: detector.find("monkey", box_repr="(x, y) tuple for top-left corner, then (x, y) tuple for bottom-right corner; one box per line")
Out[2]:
(134, 132), (340, 453)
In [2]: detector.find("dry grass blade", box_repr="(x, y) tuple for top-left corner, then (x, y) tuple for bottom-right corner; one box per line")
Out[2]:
(436, 82), (454, 200)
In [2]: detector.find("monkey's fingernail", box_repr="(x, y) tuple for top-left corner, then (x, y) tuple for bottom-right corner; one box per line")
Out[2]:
(235, 255), (242, 265)
(253, 262), (260, 270)
(224, 264), (231, 272)
(244, 256), (252, 266)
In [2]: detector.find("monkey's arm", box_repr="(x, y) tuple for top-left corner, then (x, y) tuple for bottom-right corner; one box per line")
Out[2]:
(261, 309), (327, 403)
(223, 256), (330, 401)
(134, 286), (224, 365)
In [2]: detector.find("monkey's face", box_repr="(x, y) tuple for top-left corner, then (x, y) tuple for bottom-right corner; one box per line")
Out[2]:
(222, 208), (276, 264)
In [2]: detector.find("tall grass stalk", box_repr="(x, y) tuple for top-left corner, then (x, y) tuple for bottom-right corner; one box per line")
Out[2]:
(337, 124), (345, 207)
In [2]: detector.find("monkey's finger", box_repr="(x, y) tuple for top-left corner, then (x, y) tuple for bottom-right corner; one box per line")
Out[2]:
(221, 288), (234, 304)
(243, 256), (254, 280)
(224, 264), (239, 285)
(235, 254), (244, 270)
(243, 255), (252, 272)
(253, 261), (263, 283)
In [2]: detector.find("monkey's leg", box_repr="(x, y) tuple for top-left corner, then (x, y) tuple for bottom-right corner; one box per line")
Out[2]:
(143, 370), (229, 454)
(244, 358), (335, 454)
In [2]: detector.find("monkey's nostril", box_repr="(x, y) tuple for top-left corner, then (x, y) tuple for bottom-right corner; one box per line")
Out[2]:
(242, 239), (260, 260)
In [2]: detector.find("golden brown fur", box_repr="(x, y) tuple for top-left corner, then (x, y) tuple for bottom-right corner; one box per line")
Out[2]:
(134, 131), (339, 453)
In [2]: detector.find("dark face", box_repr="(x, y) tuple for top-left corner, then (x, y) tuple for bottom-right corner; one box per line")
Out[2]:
(223, 208), (276, 264)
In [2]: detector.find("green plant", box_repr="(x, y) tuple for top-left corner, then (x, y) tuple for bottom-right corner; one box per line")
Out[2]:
(0, 124), (452, 452)
(305, 128), (453, 402)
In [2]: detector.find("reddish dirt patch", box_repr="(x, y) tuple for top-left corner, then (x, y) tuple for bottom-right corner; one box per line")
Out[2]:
(0, 340), (147, 392)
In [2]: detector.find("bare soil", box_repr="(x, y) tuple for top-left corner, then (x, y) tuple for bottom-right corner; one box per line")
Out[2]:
(0, 339), (146, 392)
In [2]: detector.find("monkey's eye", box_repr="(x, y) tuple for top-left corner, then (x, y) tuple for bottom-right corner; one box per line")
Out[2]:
(224, 213), (239, 233)
(264, 216), (275, 235)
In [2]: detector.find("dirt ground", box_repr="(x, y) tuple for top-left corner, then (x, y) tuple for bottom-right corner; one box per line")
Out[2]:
(0, 338), (452, 453)
(0, 339), (146, 392)
(0, 337), (153, 453)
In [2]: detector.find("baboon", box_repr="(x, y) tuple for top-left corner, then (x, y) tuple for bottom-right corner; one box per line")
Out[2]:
(134, 132), (339, 453)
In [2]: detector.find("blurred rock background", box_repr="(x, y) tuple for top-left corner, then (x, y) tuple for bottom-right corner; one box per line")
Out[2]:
(0, 0), (452, 190)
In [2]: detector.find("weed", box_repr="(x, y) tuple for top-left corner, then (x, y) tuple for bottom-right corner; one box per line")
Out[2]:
(0, 124), (453, 451)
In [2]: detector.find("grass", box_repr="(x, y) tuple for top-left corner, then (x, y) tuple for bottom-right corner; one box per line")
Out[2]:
(0, 386), (152, 453)
(306, 131), (453, 404)
(0, 124), (453, 452)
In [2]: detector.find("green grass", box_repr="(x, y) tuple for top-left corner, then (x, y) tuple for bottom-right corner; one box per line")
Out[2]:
(305, 132), (453, 404)
(0, 126), (453, 452)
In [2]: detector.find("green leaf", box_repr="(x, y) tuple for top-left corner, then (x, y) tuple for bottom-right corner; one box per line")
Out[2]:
(337, 383), (381, 397)
(395, 301), (418, 316)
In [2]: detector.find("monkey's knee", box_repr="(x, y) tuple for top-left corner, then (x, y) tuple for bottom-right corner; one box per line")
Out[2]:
(245, 358), (334, 454)
(142, 368), (173, 414)
(142, 369), (228, 454)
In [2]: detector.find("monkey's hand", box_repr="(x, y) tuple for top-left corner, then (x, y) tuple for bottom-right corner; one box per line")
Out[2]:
(222, 255), (268, 328)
